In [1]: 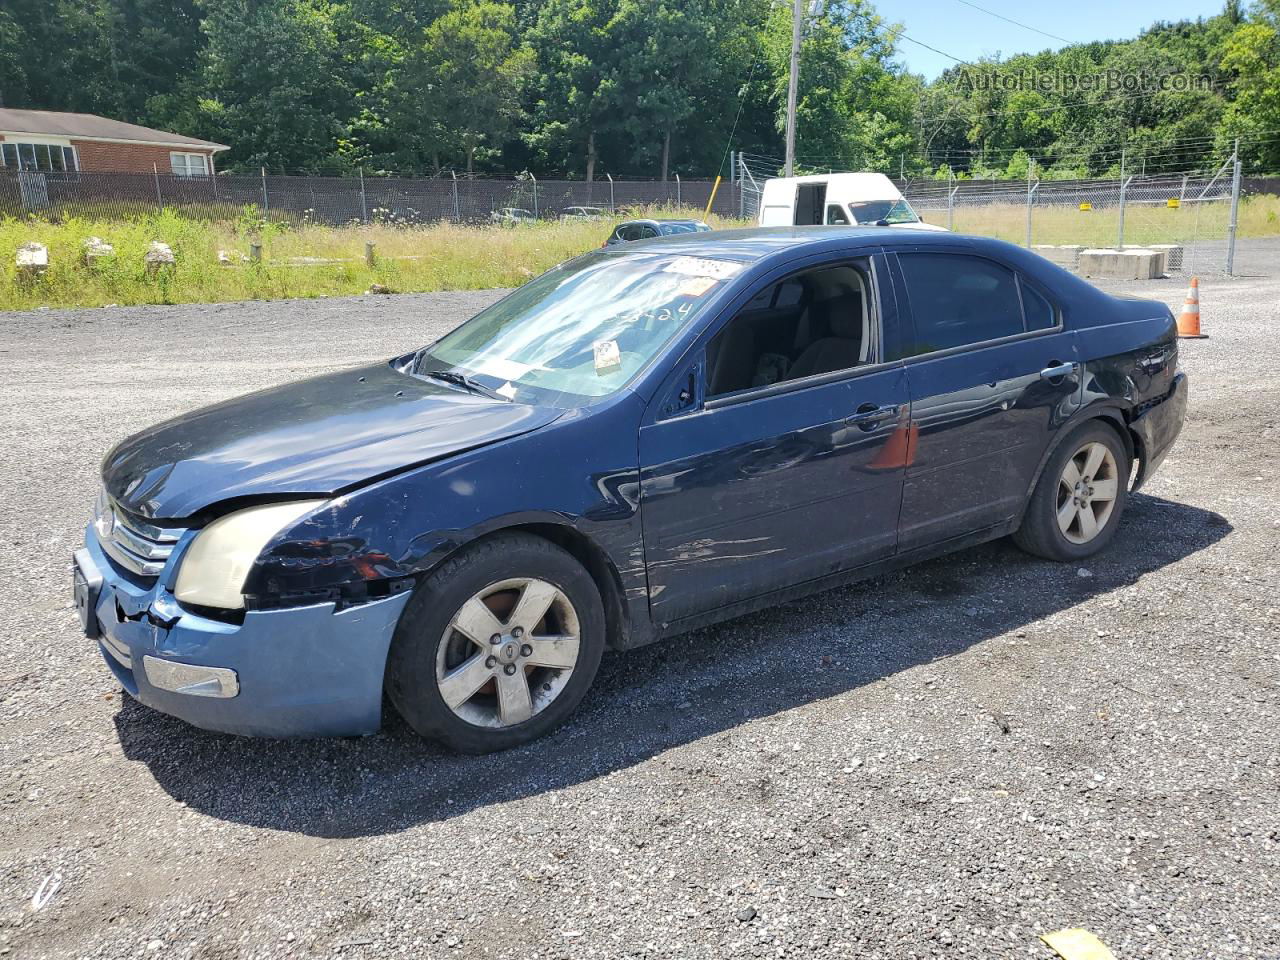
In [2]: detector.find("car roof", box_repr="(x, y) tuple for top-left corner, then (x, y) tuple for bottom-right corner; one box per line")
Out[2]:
(603, 224), (1102, 278)
(596, 226), (1115, 309)
(600, 225), (949, 259)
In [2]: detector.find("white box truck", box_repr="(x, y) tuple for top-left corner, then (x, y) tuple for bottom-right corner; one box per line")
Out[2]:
(757, 172), (945, 231)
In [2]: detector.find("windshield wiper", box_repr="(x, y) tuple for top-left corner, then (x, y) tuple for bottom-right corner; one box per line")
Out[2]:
(422, 369), (510, 402)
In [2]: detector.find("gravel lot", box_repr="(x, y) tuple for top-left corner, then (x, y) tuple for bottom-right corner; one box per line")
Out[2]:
(1, 246), (1277, 959)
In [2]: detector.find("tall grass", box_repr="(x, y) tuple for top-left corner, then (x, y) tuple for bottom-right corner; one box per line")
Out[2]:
(918, 194), (1280, 247)
(2, 194), (1277, 311)
(0, 206), (744, 311)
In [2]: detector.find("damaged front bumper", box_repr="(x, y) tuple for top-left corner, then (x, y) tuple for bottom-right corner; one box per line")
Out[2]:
(76, 527), (410, 738)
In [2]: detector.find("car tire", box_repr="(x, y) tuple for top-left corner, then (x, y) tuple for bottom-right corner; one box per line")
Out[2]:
(385, 532), (605, 754)
(1013, 420), (1130, 562)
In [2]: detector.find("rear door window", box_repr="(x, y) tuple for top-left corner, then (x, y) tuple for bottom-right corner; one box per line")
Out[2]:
(896, 253), (1029, 357)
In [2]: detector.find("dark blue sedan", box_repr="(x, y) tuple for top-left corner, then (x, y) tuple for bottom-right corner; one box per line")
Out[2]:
(75, 227), (1187, 752)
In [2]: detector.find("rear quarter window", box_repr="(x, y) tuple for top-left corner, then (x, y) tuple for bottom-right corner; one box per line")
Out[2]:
(1020, 279), (1058, 330)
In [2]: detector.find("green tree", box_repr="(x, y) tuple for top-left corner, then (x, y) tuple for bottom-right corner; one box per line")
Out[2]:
(760, 0), (919, 173)
(419, 1), (532, 172)
(1219, 1), (1280, 170)
(0, 11), (29, 107)
(606, 0), (743, 179)
(185, 0), (355, 171)
(525, 0), (619, 179)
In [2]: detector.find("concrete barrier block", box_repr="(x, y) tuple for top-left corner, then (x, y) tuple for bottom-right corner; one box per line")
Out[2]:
(82, 237), (114, 266)
(1123, 243), (1183, 274)
(16, 242), (49, 276)
(145, 241), (175, 274)
(1149, 244), (1184, 271)
(1079, 248), (1160, 280)
(1121, 249), (1164, 279)
(1121, 245), (1163, 275)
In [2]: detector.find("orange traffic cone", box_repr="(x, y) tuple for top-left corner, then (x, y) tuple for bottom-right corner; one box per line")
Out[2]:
(869, 412), (917, 470)
(1177, 277), (1208, 339)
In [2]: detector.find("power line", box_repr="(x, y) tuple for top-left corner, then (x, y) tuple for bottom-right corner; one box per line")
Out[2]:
(948, 0), (1075, 46)
(853, 12), (972, 66)
(718, 57), (765, 179)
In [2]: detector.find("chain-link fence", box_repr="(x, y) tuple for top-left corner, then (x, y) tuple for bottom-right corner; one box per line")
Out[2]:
(734, 150), (1249, 276)
(0, 169), (744, 226)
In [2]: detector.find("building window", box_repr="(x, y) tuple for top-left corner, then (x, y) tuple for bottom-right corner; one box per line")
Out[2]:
(170, 152), (209, 177)
(0, 143), (77, 174)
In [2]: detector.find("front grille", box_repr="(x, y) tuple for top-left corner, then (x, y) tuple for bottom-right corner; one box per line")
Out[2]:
(94, 493), (187, 579)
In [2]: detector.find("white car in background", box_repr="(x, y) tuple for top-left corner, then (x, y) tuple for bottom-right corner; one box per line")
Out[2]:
(560, 206), (609, 221)
(757, 172), (946, 231)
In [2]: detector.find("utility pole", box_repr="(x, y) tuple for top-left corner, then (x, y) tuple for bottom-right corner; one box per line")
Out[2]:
(783, 0), (803, 176)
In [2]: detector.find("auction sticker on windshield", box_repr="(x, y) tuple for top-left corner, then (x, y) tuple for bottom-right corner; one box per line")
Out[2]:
(677, 276), (719, 298)
(662, 256), (744, 281)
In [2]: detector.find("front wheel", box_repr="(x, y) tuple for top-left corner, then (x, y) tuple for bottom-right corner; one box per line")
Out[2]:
(1014, 421), (1130, 561)
(386, 533), (605, 753)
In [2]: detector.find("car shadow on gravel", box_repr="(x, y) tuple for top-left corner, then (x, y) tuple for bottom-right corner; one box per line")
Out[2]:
(115, 492), (1231, 838)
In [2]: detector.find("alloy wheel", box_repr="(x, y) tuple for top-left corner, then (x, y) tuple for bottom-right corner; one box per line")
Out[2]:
(434, 577), (581, 728)
(1056, 440), (1120, 545)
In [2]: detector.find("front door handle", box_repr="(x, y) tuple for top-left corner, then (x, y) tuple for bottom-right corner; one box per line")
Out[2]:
(845, 403), (899, 431)
(1039, 361), (1076, 382)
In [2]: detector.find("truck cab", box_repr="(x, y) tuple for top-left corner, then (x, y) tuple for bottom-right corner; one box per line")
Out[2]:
(757, 172), (946, 231)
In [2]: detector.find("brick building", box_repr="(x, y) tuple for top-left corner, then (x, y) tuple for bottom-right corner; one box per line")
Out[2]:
(0, 108), (228, 176)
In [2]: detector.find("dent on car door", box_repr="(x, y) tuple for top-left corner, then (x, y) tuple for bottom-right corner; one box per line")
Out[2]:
(637, 254), (910, 626)
(890, 251), (1082, 551)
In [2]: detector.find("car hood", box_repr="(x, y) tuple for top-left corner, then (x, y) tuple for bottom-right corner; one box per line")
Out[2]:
(102, 361), (563, 519)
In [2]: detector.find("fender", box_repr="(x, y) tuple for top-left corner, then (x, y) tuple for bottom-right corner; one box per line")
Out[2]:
(1018, 400), (1136, 521)
(404, 511), (645, 651)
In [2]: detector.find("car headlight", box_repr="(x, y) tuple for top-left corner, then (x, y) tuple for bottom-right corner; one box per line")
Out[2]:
(175, 500), (326, 610)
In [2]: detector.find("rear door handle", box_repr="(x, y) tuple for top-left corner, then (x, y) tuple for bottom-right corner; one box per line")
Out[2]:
(845, 403), (899, 430)
(1039, 361), (1077, 382)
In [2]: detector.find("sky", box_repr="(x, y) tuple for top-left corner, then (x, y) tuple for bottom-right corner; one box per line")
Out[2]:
(871, 0), (1228, 79)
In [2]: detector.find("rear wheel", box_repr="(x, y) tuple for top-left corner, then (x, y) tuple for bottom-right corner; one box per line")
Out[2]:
(1014, 421), (1130, 561)
(386, 533), (605, 753)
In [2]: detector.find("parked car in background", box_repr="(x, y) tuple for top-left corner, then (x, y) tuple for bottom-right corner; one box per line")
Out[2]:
(561, 206), (609, 221)
(758, 172), (945, 231)
(75, 227), (1185, 753)
(604, 218), (711, 245)
(490, 207), (536, 226)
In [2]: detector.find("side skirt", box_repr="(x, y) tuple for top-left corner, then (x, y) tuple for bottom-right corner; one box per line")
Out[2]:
(648, 518), (1020, 644)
